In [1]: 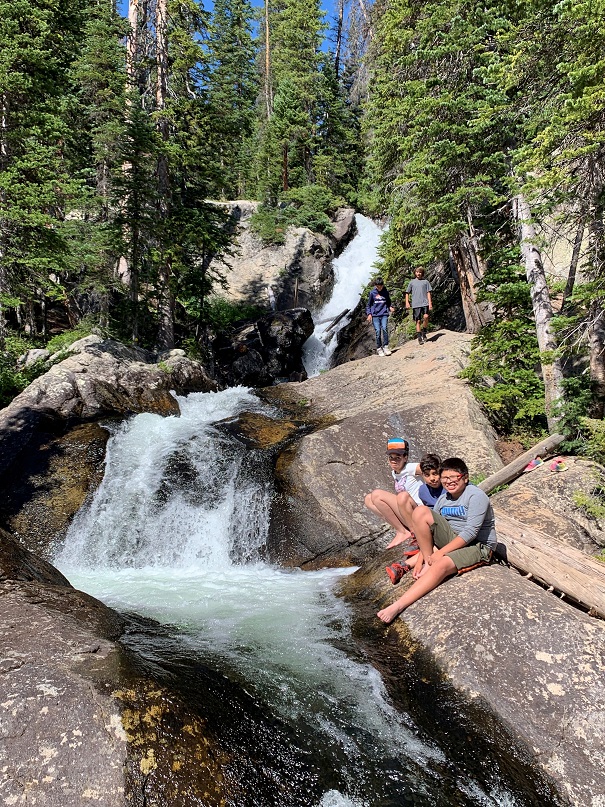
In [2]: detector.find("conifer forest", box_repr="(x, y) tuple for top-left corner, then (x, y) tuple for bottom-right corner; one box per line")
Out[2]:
(1, 0), (605, 453)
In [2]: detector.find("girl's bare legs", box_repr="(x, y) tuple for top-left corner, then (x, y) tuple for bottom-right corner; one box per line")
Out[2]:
(395, 491), (417, 537)
(377, 555), (456, 623)
(364, 489), (414, 547)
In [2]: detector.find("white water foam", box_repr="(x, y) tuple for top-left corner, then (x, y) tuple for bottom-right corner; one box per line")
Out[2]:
(303, 214), (385, 377)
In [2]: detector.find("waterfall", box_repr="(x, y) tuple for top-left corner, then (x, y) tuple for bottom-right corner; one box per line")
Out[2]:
(54, 387), (523, 807)
(303, 214), (385, 377)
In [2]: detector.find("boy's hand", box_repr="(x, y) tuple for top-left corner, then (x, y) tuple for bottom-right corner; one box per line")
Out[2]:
(427, 548), (443, 565)
(366, 314), (372, 323)
(412, 555), (426, 579)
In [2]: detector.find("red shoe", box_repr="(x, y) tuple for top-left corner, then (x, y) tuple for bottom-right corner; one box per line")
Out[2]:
(386, 562), (411, 585)
(402, 546), (419, 557)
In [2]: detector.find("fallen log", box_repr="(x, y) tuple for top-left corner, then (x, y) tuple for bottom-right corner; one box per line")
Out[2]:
(493, 506), (605, 619)
(324, 308), (350, 333)
(479, 433), (565, 495)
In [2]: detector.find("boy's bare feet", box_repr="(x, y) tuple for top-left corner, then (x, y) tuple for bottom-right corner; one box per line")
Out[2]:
(386, 531), (414, 548)
(377, 602), (405, 623)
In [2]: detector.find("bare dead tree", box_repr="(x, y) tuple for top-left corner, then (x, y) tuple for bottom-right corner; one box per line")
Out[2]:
(513, 194), (565, 431)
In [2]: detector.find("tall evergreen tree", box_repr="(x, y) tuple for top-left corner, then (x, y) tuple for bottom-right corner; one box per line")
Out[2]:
(206, 0), (258, 200)
(0, 0), (87, 342)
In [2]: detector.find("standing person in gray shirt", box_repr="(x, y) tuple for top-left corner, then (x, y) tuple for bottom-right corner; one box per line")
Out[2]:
(405, 267), (433, 344)
(377, 457), (496, 624)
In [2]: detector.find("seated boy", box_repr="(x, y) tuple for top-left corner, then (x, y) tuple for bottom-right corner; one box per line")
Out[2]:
(378, 457), (496, 623)
(364, 437), (422, 549)
(386, 454), (442, 584)
(417, 453), (443, 507)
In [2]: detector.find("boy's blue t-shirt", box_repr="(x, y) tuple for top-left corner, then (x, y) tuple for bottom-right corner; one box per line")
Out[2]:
(418, 482), (443, 508)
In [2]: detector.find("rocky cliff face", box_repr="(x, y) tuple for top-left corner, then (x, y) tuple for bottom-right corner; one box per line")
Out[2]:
(212, 202), (357, 311)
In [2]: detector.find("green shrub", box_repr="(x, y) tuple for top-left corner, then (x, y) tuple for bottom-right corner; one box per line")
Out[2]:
(0, 335), (45, 408)
(250, 185), (342, 245)
(46, 322), (95, 354)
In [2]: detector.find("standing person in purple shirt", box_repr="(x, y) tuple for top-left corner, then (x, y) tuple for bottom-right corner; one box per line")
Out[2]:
(366, 277), (395, 357)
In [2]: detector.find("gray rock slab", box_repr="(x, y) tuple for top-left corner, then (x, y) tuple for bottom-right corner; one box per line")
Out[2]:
(351, 562), (605, 807)
(0, 584), (127, 806)
(266, 331), (503, 566)
(492, 457), (605, 552)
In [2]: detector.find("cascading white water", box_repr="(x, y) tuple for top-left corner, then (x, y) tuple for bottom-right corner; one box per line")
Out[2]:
(55, 387), (521, 807)
(303, 214), (385, 377)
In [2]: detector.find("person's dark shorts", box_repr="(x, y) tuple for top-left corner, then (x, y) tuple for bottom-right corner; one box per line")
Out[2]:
(430, 512), (493, 574)
(412, 306), (429, 321)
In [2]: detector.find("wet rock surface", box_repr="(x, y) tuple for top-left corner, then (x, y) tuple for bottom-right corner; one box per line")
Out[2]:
(343, 559), (605, 807)
(0, 422), (109, 559)
(263, 331), (503, 568)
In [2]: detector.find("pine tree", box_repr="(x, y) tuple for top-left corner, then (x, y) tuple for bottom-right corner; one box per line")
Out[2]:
(0, 0), (87, 342)
(206, 0), (258, 199)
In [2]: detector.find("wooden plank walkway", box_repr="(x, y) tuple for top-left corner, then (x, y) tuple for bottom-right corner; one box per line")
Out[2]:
(493, 506), (605, 619)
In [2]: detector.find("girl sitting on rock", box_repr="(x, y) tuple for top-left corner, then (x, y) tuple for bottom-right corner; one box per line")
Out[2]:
(364, 437), (423, 549)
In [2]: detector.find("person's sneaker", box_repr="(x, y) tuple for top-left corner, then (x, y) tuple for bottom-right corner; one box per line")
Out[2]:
(422, 329), (428, 343)
(383, 345), (392, 356)
(376, 347), (385, 356)
(385, 562), (410, 585)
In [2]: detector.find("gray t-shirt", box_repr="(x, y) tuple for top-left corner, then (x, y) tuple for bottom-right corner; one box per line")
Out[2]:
(406, 278), (432, 308)
(433, 484), (497, 549)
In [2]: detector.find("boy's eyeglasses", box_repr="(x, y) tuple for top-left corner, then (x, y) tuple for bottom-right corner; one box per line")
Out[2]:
(441, 474), (463, 484)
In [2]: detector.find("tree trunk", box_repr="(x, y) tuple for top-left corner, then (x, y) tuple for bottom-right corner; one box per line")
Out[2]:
(264, 0), (272, 119)
(512, 194), (565, 432)
(154, 0), (175, 351)
(334, 0), (345, 77)
(156, 256), (175, 351)
(449, 214), (493, 334)
(588, 300), (605, 418)
(561, 214), (585, 312)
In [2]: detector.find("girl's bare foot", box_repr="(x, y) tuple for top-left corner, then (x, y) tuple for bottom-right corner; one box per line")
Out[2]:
(386, 531), (413, 549)
(377, 602), (405, 623)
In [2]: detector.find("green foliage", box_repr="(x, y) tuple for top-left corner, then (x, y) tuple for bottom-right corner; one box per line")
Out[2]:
(0, 334), (46, 408)
(204, 298), (266, 329)
(250, 185), (339, 244)
(45, 322), (95, 355)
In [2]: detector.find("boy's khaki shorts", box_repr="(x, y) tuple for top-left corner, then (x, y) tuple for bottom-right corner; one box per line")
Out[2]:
(430, 512), (493, 574)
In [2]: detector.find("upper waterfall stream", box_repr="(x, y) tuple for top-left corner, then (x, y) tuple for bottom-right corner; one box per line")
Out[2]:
(303, 214), (384, 377)
(54, 388), (524, 807)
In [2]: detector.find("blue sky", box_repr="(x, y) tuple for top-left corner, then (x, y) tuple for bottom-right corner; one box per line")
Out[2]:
(116, 0), (339, 33)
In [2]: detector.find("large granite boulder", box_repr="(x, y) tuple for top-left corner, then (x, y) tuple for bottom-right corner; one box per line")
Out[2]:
(212, 202), (357, 311)
(0, 336), (216, 477)
(343, 555), (605, 807)
(262, 330), (503, 567)
(492, 456), (605, 552)
(213, 307), (314, 387)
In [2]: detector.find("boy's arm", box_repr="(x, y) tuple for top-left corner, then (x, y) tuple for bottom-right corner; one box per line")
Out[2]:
(405, 292), (410, 309)
(427, 291), (433, 310)
(366, 290), (374, 320)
